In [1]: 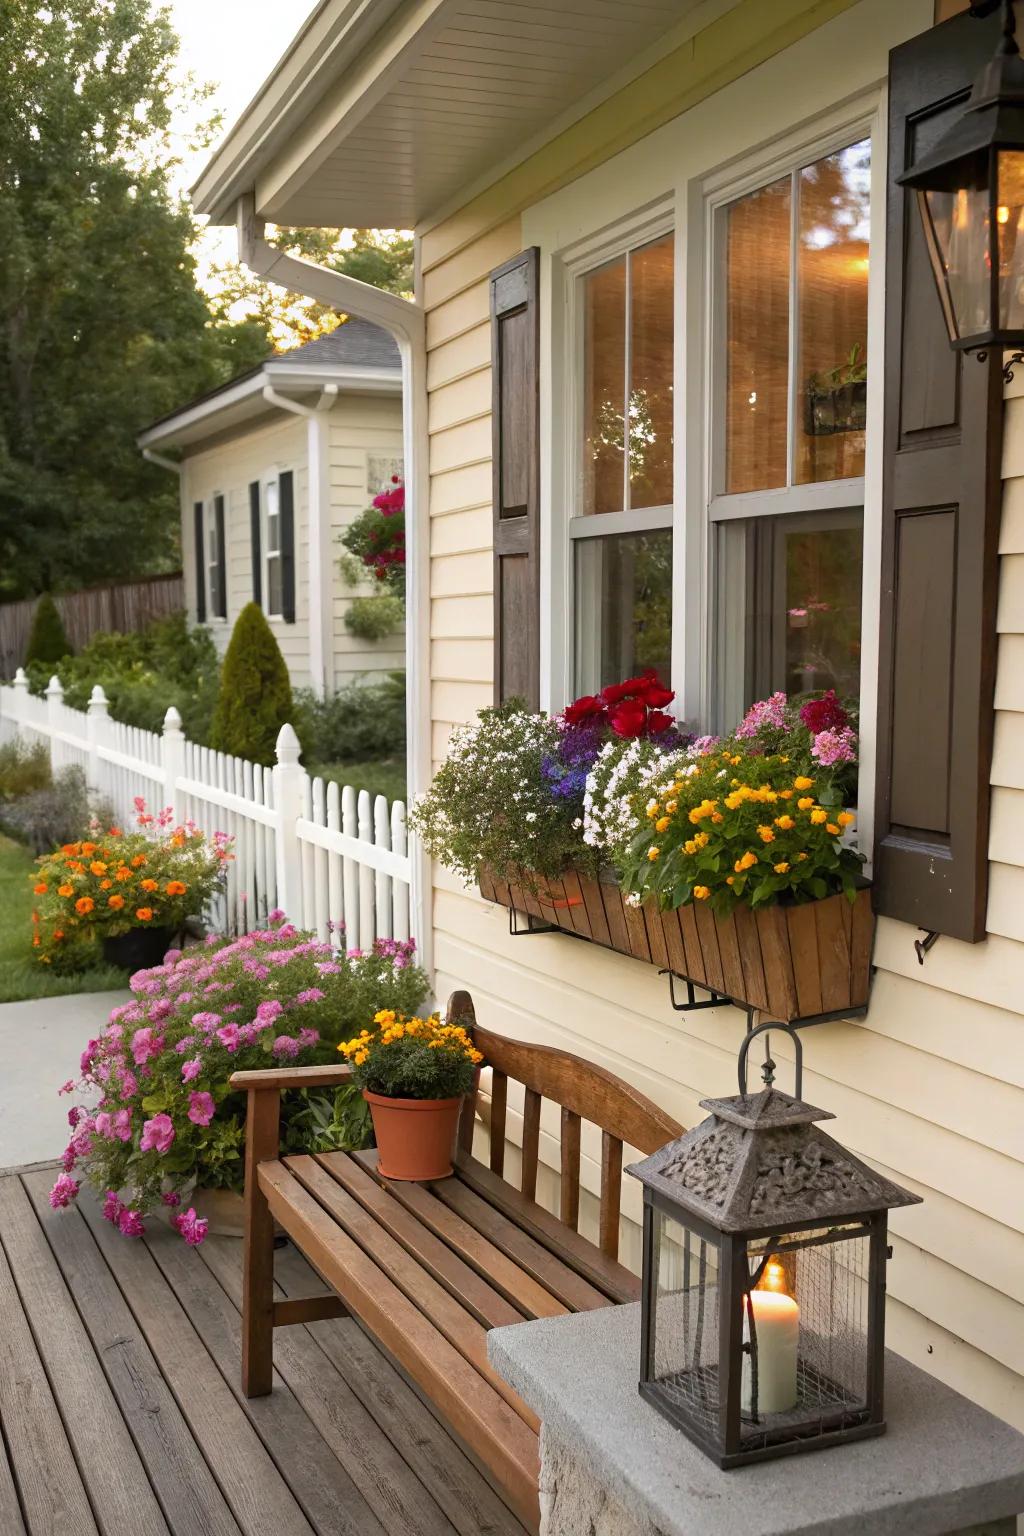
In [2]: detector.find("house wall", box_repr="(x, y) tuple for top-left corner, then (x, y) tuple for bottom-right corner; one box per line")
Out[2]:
(180, 391), (403, 693)
(419, 0), (1024, 1437)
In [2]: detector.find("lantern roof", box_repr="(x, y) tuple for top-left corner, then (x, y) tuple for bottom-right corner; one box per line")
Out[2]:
(627, 1086), (922, 1234)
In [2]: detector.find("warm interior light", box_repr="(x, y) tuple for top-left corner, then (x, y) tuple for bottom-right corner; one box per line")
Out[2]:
(760, 1258), (788, 1294)
(998, 205), (1011, 225)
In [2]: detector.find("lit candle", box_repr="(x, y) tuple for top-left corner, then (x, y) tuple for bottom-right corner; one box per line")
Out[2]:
(741, 1260), (800, 1416)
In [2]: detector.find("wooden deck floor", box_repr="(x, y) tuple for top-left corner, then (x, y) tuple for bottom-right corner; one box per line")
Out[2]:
(0, 1166), (528, 1536)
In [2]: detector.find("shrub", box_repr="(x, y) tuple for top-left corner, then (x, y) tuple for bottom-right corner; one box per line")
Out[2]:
(51, 918), (428, 1237)
(339, 479), (405, 598)
(343, 594), (405, 642)
(1, 765), (113, 857)
(294, 672), (406, 763)
(340, 1009), (482, 1100)
(210, 603), (292, 765)
(32, 801), (232, 967)
(24, 594), (72, 668)
(0, 738), (52, 803)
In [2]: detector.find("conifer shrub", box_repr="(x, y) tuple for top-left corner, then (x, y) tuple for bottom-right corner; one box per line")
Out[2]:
(24, 594), (72, 669)
(209, 603), (293, 765)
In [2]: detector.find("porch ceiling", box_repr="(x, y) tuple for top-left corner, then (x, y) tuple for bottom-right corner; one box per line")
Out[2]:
(193, 0), (708, 230)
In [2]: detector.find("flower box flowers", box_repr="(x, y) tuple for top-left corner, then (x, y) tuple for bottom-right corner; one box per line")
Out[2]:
(414, 680), (874, 1025)
(339, 1009), (484, 1180)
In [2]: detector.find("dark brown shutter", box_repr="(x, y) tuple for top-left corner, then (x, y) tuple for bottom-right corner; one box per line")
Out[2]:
(249, 481), (262, 607)
(214, 494), (227, 619)
(193, 501), (206, 623)
(279, 470), (296, 623)
(875, 9), (1003, 942)
(490, 248), (540, 709)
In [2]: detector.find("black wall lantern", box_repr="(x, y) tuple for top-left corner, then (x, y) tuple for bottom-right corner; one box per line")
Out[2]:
(627, 1025), (920, 1468)
(899, 0), (1024, 373)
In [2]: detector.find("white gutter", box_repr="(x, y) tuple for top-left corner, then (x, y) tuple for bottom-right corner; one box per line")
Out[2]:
(142, 448), (182, 476)
(236, 194), (432, 979)
(262, 382), (339, 702)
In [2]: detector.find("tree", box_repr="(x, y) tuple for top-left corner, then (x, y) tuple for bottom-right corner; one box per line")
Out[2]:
(210, 604), (293, 766)
(24, 594), (72, 668)
(0, 0), (272, 600)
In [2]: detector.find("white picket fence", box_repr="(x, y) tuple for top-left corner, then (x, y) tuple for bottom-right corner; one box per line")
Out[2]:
(0, 670), (411, 950)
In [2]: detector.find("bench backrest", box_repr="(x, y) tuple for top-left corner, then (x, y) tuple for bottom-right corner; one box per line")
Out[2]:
(447, 989), (682, 1263)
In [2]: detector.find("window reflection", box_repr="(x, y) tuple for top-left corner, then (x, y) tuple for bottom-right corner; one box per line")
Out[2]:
(725, 177), (791, 494)
(574, 529), (673, 695)
(583, 257), (626, 515)
(630, 235), (675, 509)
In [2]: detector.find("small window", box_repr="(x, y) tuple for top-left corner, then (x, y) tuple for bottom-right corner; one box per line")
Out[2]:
(573, 230), (674, 693)
(206, 497), (225, 620)
(713, 138), (871, 724)
(264, 477), (283, 618)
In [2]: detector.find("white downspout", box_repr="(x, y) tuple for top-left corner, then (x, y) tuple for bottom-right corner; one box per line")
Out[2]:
(239, 194), (432, 978)
(142, 448), (182, 476)
(262, 382), (338, 700)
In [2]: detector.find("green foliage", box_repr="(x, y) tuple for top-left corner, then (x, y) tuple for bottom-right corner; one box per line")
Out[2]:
(26, 612), (221, 741)
(0, 1), (272, 598)
(0, 739), (52, 803)
(294, 673), (406, 764)
(344, 594), (405, 641)
(276, 228), (414, 298)
(210, 604), (293, 765)
(1, 764), (113, 858)
(24, 595), (72, 668)
(311, 759), (407, 806)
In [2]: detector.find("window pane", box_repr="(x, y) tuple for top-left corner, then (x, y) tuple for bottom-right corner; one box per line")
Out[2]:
(629, 234), (674, 509)
(725, 176), (791, 494)
(582, 257), (626, 515)
(796, 140), (871, 485)
(574, 529), (672, 695)
(266, 512), (280, 556)
(267, 554), (282, 617)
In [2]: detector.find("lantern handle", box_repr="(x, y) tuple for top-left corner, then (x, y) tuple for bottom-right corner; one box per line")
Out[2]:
(738, 1021), (803, 1101)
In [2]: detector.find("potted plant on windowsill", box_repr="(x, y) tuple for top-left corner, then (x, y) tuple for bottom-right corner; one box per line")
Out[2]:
(804, 343), (868, 436)
(338, 1009), (484, 1181)
(410, 679), (872, 1025)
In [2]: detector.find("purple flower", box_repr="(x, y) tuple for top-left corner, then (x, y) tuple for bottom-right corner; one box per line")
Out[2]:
(140, 1113), (175, 1154)
(102, 1190), (124, 1224)
(181, 1056), (202, 1083)
(188, 1091), (216, 1127)
(296, 1028), (320, 1049)
(49, 1174), (79, 1209)
(118, 1208), (145, 1238)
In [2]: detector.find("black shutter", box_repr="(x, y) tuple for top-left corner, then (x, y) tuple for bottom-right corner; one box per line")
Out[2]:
(193, 501), (206, 623)
(249, 481), (262, 607)
(279, 469), (296, 623)
(214, 494), (227, 619)
(490, 248), (540, 709)
(875, 10), (1004, 942)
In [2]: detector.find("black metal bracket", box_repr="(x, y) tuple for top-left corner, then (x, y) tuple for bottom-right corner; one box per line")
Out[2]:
(914, 929), (941, 965)
(742, 1002), (869, 1034)
(660, 970), (729, 1012)
(975, 348), (1024, 382)
(507, 905), (587, 941)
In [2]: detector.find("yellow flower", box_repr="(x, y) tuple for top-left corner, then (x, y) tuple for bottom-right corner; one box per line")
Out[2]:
(825, 822), (840, 836)
(797, 851), (809, 861)
(89, 861), (107, 876)
(797, 796), (815, 811)
(774, 861), (790, 874)
(733, 851), (758, 873)
(374, 1009), (396, 1024)
(794, 776), (814, 791)
(683, 839), (697, 856)
(647, 847), (661, 861)
(693, 832), (709, 849)
(693, 885), (710, 900)
(665, 799), (678, 813)
(646, 799), (660, 819)
(726, 875), (735, 886)
(775, 815), (795, 831)
(711, 812), (724, 824)
(810, 809), (828, 825)
(838, 811), (855, 826)
(655, 816), (671, 833)
(354, 1050), (368, 1065)
(757, 826), (775, 843)
(779, 788), (793, 800)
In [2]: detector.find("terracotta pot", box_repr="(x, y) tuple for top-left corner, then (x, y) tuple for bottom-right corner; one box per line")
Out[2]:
(363, 1089), (462, 1181)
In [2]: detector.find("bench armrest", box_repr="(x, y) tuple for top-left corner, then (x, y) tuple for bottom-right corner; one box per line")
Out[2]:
(231, 1064), (354, 1093)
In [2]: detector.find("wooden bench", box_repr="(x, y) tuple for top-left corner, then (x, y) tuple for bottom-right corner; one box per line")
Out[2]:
(232, 990), (682, 1533)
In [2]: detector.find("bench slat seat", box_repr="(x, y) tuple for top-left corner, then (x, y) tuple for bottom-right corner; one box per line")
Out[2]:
(235, 991), (683, 1536)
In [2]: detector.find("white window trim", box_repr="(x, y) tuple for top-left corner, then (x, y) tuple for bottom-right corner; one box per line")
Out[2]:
(262, 470), (284, 622)
(205, 494), (226, 624)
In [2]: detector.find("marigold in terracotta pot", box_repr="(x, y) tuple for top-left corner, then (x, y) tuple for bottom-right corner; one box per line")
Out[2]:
(339, 1010), (483, 1181)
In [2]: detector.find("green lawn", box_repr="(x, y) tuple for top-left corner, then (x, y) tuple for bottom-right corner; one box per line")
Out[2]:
(0, 834), (127, 1003)
(310, 759), (408, 806)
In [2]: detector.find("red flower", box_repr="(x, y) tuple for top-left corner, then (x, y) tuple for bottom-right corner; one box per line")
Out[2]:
(563, 694), (605, 725)
(609, 699), (647, 738)
(799, 689), (848, 736)
(637, 678), (674, 709)
(601, 673), (647, 706)
(646, 710), (675, 734)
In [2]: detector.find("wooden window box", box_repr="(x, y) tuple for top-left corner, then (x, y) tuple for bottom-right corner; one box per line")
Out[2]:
(478, 866), (874, 1025)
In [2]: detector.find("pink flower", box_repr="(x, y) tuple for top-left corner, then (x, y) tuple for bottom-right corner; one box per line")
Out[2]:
(800, 689), (849, 736)
(271, 1034), (300, 1060)
(294, 988), (325, 1006)
(173, 1207), (209, 1247)
(268, 908), (286, 924)
(94, 1111), (114, 1139)
(215, 1023), (240, 1053)
(188, 1091), (215, 1127)
(67, 1106), (82, 1128)
(102, 1190), (124, 1224)
(255, 999), (283, 1026)
(58, 1078), (76, 1096)
(810, 726), (857, 768)
(736, 691), (788, 739)
(161, 1190), (181, 1207)
(131, 1027), (163, 1066)
(181, 1056), (202, 1083)
(118, 1208), (145, 1238)
(297, 1028), (320, 1049)
(49, 1174), (79, 1209)
(140, 1113), (175, 1154)
(112, 1109), (132, 1142)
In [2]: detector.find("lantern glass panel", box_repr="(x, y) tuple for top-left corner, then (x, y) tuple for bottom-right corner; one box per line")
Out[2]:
(738, 1225), (871, 1453)
(922, 182), (992, 343)
(648, 1212), (723, 1437)
(998, 149), (1024, 329)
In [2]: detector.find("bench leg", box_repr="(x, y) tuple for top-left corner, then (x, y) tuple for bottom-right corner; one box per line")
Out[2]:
(242, 1088), (279, 1397)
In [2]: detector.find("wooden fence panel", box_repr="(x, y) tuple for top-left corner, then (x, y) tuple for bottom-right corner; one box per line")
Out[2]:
(0, 574), (184, 676)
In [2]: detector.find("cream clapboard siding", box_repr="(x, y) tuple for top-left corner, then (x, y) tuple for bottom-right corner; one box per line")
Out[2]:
(180, 391), (403, 692)
(421, 37), (1024, 1445)
(329, 393), (405, 683)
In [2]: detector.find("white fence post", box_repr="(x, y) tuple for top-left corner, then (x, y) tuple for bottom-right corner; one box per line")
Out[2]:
(272, 723), (307, 923)
(46, 675), (64, 771)
(162, 706), (185, 822)
(12, 668), (28, 718)
(86, 684), (108, 791)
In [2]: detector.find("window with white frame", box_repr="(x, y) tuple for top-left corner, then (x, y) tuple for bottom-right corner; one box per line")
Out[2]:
(263, 476), (283, 618)
(710, 137), (871, 729)
(572, 230), (675, 695)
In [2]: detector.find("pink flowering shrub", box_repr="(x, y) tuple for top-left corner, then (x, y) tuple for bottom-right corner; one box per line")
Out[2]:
(733, 688), (858, 802)
(53, 914), (427, 1241)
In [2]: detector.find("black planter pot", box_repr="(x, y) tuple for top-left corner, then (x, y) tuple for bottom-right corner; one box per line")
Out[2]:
(102, 926), (177, 973)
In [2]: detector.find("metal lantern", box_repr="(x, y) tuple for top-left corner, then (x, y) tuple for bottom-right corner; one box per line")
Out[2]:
(627, 1024), (921, 1468)
(898, 0), (1024, 360)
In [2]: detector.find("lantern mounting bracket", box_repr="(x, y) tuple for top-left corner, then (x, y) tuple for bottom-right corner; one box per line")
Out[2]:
(975, 348), (1024, 381)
